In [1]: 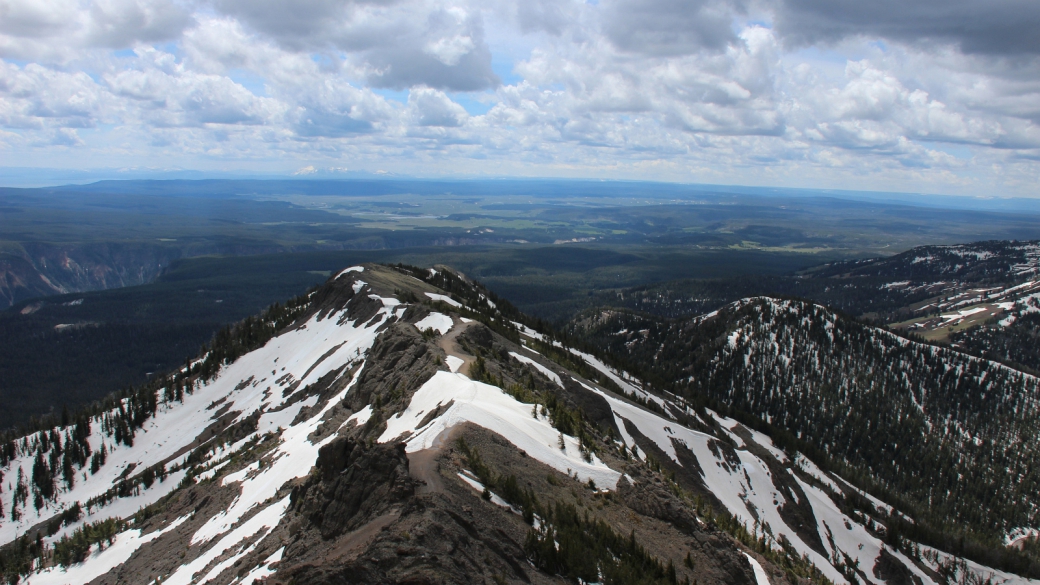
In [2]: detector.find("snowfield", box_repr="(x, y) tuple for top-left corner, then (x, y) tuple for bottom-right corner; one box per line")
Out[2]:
(587, 384), (845, 583)
(380, 371), (621, 489)
(566, 353), (1040, 585)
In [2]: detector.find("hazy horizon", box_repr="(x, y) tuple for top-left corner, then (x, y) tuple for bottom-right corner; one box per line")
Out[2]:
(6, 171), (1040, 217)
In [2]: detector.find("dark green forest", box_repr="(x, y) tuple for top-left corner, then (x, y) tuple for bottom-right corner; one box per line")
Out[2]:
(952, 311), (1040, 374)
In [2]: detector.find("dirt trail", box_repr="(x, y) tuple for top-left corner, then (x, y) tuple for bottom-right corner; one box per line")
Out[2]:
(406, 319), (476, 495)
(407, 425), (462, 495)
(436, 318), (476, 376)
(326, 511), (400, 562)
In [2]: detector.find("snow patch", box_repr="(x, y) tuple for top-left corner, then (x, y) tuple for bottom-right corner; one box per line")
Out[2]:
(425, 292), (462, 308)
(445, 355), (465, 373)
(415, 312), (454, 335)
(336, 266), (364, 278)
(509, 352), (563, 387)
(191, 365), (366, 546)
(343, 405), (373, 429)
(26, 515), (189, 585)
(566, 347), (664, 408)
(744, 427), (788, 463)
(457, 472), (514, 510)
(590, 387), (839, 583)
(369, 294), (401, 308)
(511, 321), (545, 341)
(236, 547), (284, 584)
(744, 553), (771, 585)
(379, 371), (620, 488)
(195, 459), (231, 483)
(794, 454), (842, 493)
(166, 497), (289, 585)
(920, 545), (1040, 585)
(1006, 527), (1040, 548)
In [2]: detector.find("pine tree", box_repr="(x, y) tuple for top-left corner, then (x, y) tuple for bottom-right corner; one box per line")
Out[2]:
(90, 443), (107, 475)
(32, 451), (54, 501)
(14, 467), (27, 508)
(62, 448), (75, 490)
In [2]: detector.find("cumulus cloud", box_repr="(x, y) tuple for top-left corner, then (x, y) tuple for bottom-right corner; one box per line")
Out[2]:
(0, 0), (1039, 195)
(513, 0), (578, 36)
(407, 87), (467, 127)
(0, 61), (107, 129)
(773, 0), (1040, 57)
(808, 62), (1004, 148)
(212, 0), (499, 91)
(84, 0), (195, 48)
(209, 0), (354, 46)
(104, 47), (286, 127)
(602, 0), (746, 55)
(510, 25), (783, 139)
(0, 0), (192, 60)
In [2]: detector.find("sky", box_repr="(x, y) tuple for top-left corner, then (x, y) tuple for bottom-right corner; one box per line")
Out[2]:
(0, 0), (1038, 197)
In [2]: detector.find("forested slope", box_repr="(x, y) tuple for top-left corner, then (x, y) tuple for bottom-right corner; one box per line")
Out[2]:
(567, 298), (1040, 554)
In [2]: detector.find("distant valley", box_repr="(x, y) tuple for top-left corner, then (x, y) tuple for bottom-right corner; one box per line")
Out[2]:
(6, 179), (1040, 311)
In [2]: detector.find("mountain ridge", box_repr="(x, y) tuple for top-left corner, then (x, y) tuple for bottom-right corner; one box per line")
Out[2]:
(565, 295), (1040, 563)
(0, 264), (1036, 585)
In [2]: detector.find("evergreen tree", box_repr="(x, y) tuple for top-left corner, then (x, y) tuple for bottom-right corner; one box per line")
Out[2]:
(31, 451), (54, 501)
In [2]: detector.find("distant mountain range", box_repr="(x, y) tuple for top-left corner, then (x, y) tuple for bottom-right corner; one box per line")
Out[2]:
(4, 172), (1040, 213)
(583, 240), (1040, 373)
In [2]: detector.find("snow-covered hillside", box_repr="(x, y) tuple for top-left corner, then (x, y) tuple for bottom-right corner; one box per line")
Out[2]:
(509, 320), (1040, 585)
(575, 295), (1040, 540)
(0, 264), (1036, 585)
(818, 241), (1040, 282)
